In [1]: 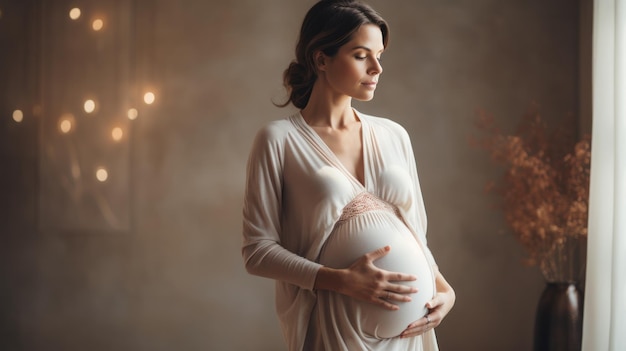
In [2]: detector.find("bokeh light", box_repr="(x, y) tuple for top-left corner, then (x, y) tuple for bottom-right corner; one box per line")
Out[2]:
(84, 99), (96, 113)
(143, 92), (155, 105)
(59, 114), (75, 134)
(12, 110), (23, 123)
(96, 167), (108, 182)
(92, 19), (104, 31)
(111, 127), (123, 141)
(127, 108), (138, 120)
(69, 8), (81, 20)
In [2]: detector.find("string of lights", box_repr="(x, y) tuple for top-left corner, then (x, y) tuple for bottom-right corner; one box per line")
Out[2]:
(3, 1), (157, 232)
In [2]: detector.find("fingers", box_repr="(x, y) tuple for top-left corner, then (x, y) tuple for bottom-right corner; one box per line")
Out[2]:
(375, 284), (419, 312)
(370, 290), (406, 310)
(387, 271), (417, 283)
(400, 313), (438, 338)
(426, 295), (441, 309)
(386, 282), (419, 296)
(373, 280), (417, 307)
(365, 245), (391, 261)
(364, 246), (418, 308)
(384, 290), (414, 303)
(375, 295), (400, 310)
(346, 246), (422, 311)
(400, 290), (456, 339)
(363, 246), (418, 283)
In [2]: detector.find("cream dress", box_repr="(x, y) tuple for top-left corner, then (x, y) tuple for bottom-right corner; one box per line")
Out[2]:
(242, 110), (439, 351)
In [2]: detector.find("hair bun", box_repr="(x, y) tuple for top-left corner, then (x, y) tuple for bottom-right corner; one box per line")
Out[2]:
(281, 61), (316, 109)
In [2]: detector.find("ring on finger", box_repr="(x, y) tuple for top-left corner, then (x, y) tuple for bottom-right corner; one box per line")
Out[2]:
(426, 315), (431, 325)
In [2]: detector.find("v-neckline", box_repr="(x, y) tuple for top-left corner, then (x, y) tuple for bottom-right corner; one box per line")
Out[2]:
(293, 110), (369, 190)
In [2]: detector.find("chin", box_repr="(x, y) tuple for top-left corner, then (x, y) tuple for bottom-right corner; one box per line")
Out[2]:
(354, 94), (375, 102)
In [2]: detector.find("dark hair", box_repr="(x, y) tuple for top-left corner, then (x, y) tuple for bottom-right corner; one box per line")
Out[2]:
(277, 0), (389, 109)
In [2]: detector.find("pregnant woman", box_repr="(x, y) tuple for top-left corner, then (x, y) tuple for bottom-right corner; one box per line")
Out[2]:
(242, 1), (455, 350)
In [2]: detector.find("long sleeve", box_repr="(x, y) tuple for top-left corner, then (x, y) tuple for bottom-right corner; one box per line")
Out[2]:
(241, 123), (321, 290)
(401, 127), (437, 267)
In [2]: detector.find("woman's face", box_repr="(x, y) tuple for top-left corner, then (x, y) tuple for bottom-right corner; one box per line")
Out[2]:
(318, 24), (384, 102)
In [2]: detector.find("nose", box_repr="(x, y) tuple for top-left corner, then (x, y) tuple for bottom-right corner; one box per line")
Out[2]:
(368, 57), (383, 75)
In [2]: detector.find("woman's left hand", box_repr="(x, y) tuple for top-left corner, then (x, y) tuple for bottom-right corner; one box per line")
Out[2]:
(400, 270), (455, 338)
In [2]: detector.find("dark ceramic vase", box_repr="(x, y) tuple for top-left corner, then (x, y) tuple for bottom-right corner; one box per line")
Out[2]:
(533, 282), (583, 351)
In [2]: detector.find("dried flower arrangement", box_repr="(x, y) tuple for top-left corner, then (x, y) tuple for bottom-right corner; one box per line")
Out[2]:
(472, 104), (591, 282)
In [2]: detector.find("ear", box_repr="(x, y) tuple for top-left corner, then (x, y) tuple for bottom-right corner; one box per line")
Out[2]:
(314, 51), (328, 72)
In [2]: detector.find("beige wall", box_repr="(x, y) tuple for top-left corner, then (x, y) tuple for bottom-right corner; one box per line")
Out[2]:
(0, 0), (585, 350)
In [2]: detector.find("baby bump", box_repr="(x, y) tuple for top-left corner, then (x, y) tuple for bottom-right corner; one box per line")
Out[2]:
(318, 194), (435, 338)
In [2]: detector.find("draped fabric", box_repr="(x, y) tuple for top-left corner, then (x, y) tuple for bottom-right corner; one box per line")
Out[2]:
(582, 0), (626, 349)
(242, 110), (437, 351)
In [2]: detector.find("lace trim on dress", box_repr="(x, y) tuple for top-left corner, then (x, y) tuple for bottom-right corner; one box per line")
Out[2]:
(337, 192), (400, 222)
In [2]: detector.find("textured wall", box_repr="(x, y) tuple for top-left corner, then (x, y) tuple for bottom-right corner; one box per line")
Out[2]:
(0, 0), (582, 350)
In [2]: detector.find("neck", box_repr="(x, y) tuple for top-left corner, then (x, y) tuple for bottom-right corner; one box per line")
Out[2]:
(301, 80), (356, 129)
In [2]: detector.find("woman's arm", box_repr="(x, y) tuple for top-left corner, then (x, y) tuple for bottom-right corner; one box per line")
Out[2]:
(242, 124), (322, 290)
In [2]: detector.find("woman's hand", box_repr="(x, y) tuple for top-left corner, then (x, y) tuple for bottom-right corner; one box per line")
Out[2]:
(314, 245), (419, 310)
(400, 270), (455, 338)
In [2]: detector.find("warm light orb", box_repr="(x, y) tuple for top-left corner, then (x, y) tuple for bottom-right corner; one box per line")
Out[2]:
(96, 167), (108, 182)
(84, 99), (96, 113)
(59, 117), (73, 134)
(92, 19), (104, 31)
(69, 8), (81, 20)
(143, 92), (155, 105)
(127, 108), (138, 120)
(59, 113), (75, 133)
(111, 127), (123, 141)
(12, 110), (24, 123)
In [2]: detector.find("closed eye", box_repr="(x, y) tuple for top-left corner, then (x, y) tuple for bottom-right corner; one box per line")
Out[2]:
(351, 45), (384, 61)
(355, 55), (382, 62)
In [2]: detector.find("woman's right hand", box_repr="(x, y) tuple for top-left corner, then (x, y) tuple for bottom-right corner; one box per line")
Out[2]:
(314, 245), (418, 310)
